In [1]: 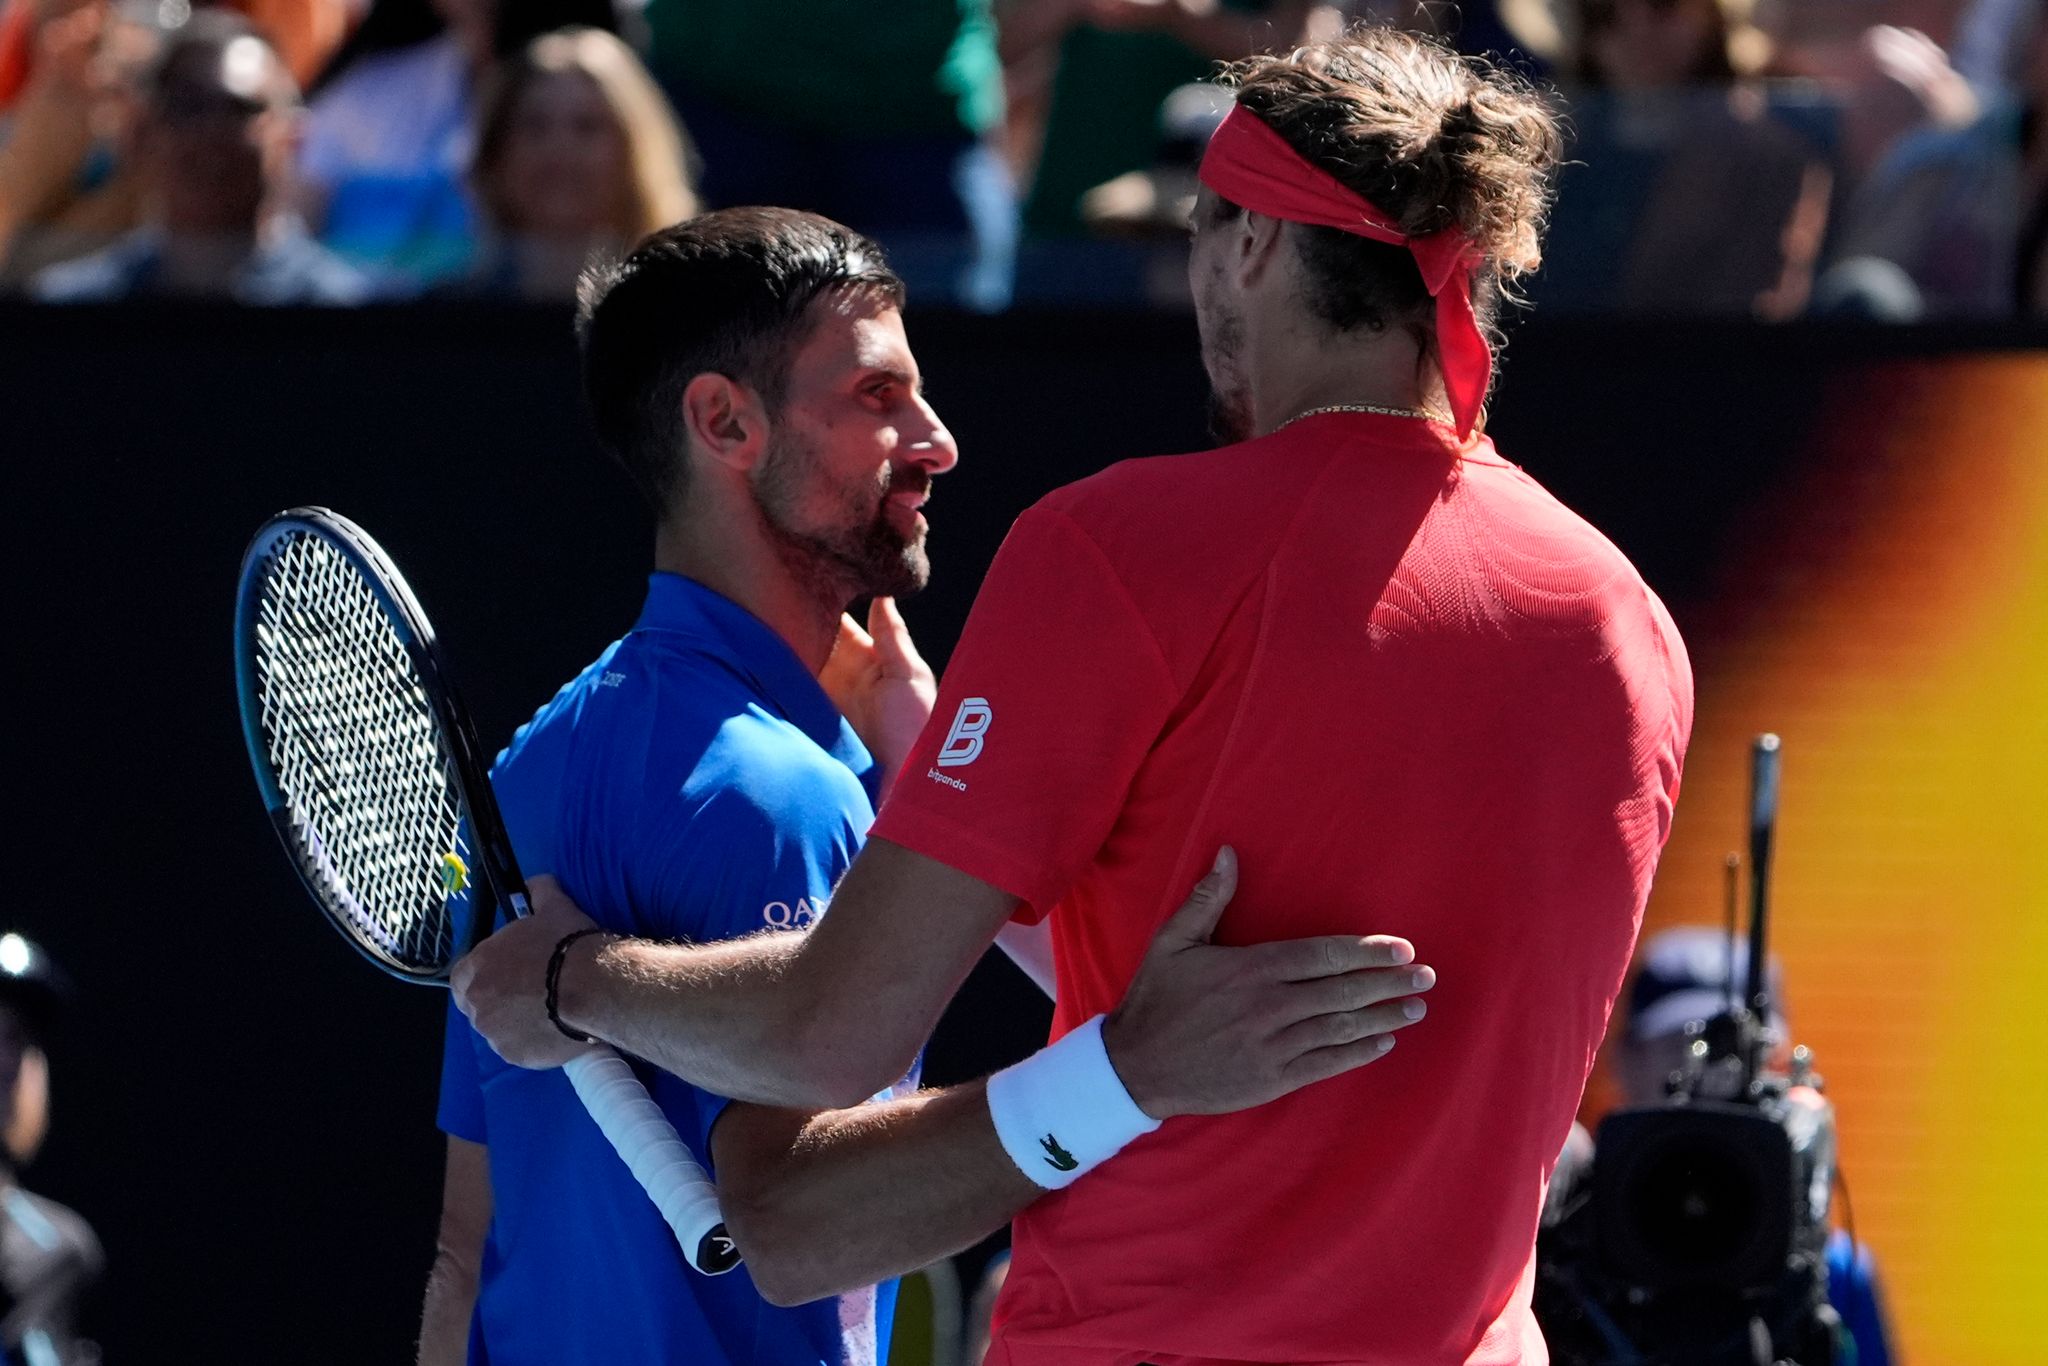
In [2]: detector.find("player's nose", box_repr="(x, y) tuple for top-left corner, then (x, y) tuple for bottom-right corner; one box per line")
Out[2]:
(903, 391), (959, 475)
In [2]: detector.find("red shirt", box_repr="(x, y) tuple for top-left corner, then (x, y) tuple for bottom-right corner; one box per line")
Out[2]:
(872, 413), (1693, 1365)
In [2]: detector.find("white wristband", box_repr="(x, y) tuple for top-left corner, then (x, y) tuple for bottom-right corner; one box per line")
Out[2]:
(986, 1015), (1161, 1190)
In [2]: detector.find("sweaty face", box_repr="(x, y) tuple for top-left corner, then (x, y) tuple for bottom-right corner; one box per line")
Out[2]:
(748, 298), (957, 603)
(1188, 187), (1254, 444)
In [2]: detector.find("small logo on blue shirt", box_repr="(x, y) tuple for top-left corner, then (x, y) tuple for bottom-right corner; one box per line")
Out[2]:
(762, 897), (826, 930)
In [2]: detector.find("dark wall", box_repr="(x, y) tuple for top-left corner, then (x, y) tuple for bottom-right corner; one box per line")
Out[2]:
(0, 303), (2039, 1363)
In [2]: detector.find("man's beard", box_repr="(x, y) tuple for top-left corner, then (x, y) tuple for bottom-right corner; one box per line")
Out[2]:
(1198, 299), (1253, 445)
(1206, 386), (1254, 445)
(751, 428), (931, 606)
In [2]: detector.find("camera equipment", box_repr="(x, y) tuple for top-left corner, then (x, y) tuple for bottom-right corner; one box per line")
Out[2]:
(1536, 735), (1845, 1366)
(0, 933), (70, 1052)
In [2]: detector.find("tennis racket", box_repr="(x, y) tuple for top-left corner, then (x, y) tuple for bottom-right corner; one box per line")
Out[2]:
(234, 506), (740, 1275)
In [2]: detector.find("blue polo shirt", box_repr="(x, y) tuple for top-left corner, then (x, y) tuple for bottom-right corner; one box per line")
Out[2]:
(438, 573), (896, 1366)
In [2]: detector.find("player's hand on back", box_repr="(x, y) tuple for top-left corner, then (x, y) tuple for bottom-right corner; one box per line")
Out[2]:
(1103, 847), (1435, 1119)
(819, 597), (937, 789)
(451, 876), (604, 1069)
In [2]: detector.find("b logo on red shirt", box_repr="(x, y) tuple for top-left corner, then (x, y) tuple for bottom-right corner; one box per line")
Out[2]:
(935, 697), (993, 767)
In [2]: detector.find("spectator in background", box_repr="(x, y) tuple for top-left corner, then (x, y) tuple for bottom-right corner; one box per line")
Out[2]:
(1811, 25), (2021, 317)
(6, 0), (351, 88)
(0, 932), (101, 1366)
(33, 10), (369, 302)
(296, 0), (492, 282)
(1537, 0), (1832, 316)
(1296, 1), (1561, 73)
(641, 0), (1014, 310)
(0, 0), (345, 129)
(1076, 79), (1229, 232)
(1056, 79), (1232, 306)
(0, 0), (345, 286)
(458, 25), (694, 300)
(1004, 0), (1315, 241)
(231, 0), (351, 89)
(0, 0), (150, 284)
(0, 0), (38, 111)
(1960, 0), (2045, 95)
(297, 0), (614, 285)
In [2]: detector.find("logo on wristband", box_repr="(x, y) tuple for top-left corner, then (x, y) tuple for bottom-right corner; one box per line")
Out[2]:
(1039, 1133), (1079, 1172)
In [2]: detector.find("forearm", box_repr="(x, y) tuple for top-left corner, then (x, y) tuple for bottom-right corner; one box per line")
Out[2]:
(549, 845), (1013, 1108)
(720, 1084), (1040, 1307)
(416, 1246), (478, 1366)
(0, 79), (93, 254)
(419, 1136), (490, 1366)
(555, 929), (857, 1107)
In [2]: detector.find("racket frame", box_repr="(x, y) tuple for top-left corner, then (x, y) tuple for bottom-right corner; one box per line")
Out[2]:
(235, 507), (525, 980)
(234, 507), (740, 1275)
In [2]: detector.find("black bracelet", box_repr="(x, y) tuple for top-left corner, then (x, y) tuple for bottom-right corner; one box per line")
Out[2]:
(545, 928), (606, 1043)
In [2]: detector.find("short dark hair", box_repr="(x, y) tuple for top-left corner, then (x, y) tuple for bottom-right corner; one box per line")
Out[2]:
(1219, 29), (1561, 345)
(575, 208), (906, 513)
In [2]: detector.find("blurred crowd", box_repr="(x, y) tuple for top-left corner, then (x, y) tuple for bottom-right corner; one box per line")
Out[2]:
(0, 0), (2041, 317)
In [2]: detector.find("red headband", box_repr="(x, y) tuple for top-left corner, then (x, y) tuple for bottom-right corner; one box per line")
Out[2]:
(1197, 103), (1489, 438)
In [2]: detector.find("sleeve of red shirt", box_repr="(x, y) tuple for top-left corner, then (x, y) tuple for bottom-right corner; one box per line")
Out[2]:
(870, 504), (1179, 923)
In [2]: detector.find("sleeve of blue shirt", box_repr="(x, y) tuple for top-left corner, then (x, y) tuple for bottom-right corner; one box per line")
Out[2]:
(433, 690), (869, 1173)
(627, 764), (867, 1163)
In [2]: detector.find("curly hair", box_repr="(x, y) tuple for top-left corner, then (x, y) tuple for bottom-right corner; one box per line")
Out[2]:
(1218, 28), (1563, 343)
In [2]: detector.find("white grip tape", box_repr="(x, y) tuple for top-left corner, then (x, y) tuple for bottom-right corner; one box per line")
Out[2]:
(563, 1046), (735, 1273)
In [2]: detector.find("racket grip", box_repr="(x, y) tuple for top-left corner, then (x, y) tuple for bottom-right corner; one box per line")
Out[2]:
(563, 1047), (742, 1275)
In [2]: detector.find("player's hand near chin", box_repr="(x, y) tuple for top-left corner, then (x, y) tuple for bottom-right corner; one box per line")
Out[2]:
(818, 597), (937, 795)
(451, 876), (601, 1069)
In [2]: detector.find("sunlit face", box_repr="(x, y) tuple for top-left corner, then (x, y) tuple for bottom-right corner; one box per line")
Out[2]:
(497, 69), (630, 240)
(749, 296), (959, 601)
(1187, 186), (1253, 444)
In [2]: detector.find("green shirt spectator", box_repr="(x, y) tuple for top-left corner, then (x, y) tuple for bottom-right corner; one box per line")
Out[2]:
(646, 0), (1002, 139)
(1023, 0), (1303, 237)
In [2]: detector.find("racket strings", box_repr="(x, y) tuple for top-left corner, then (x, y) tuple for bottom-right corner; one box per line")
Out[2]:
(251, 532), (465, 975)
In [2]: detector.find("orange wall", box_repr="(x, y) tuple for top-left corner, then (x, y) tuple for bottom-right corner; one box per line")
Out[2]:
(1607, 355), (2048, 1364)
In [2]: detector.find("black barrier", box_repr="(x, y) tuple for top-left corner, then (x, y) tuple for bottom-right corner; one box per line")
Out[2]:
(0, 302), (2041, 1362)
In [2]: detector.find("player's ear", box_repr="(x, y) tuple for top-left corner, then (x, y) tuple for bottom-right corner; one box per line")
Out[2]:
(680, 373), (768, 474)
(1235, 209), (1288, 289)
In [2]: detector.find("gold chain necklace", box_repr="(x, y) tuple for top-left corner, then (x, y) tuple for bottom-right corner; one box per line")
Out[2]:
(1278, 402), (1451, 429)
